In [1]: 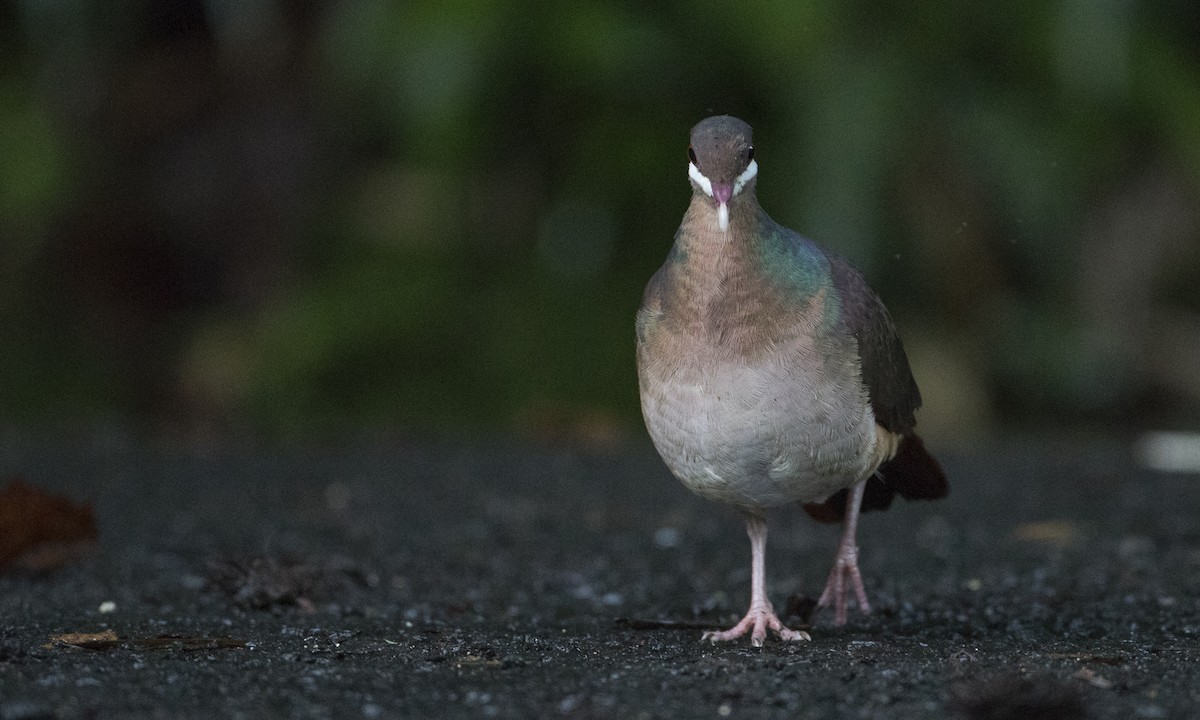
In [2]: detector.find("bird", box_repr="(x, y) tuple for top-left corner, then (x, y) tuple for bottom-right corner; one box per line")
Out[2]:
(636, 115), (947, 646)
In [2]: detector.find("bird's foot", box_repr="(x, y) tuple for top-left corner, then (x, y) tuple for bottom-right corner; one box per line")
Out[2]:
(702, 603), (811, 647)
(817, 540), (870, 626)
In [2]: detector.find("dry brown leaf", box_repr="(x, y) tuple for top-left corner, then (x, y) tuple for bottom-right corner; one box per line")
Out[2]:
(0, 477), (97, 572)
(1010, 520), (1084, 547)
(46, 631), (245, 651)
(1072, 667), (1115, 689)
(46, 630), (120, 649)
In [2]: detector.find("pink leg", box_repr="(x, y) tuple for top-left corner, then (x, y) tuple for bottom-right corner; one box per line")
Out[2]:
(818, 479), (871, 625)
(703, 514), (811, 647)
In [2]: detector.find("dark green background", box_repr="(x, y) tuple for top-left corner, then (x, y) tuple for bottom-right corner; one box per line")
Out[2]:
(2, 0), (1198, 442)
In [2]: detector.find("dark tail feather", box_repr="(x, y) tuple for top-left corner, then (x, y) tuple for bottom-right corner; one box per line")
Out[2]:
(802, 434), (948, 524)
(884, 434), (948, 500)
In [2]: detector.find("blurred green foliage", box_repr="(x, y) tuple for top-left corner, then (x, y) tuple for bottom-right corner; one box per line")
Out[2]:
(0, 0), (1198, 439)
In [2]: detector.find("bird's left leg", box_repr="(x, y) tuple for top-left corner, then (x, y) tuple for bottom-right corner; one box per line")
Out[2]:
(817, 479), (870, 625)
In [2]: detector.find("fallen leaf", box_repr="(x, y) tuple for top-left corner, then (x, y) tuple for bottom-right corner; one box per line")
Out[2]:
(46, 631), (245, 651)
(0, 478), (97, 572)
(1010, 520), (1083, 547)
(47, 630), (120, 648)
(1072, 667), (1114, 689)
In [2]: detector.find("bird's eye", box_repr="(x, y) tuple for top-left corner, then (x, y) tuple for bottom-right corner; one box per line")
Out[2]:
(747, 146), (755, 162)
(688, 146), (698, 165)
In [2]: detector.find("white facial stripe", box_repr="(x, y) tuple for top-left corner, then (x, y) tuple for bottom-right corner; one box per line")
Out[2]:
(690, 160), (757, 196)
(733, 159), (758, 195)
(688, 162), (713, 197)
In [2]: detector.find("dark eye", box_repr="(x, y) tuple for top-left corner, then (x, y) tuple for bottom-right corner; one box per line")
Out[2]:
(747, 146), (755, 162)
(688, 146), (698, 165)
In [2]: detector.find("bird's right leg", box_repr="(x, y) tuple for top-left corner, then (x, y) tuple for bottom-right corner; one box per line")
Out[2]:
(703, 513), (811, 647)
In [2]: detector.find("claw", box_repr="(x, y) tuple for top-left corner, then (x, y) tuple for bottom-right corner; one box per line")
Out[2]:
(702, 604), (811, 646)
(817, 541), (871, 625)
(702, 514), (812, 645)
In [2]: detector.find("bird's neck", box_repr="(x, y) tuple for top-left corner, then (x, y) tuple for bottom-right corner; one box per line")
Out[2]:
(677, 192), (762, 267)
(657, 193), (832, 352)
(674, 193), (826, 287)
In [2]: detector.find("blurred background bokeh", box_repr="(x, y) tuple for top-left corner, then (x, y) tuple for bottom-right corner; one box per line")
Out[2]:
(1, 0), (1198, 445)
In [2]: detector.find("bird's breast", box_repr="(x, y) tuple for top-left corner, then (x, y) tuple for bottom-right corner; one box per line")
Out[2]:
(637, 317), (878, 510)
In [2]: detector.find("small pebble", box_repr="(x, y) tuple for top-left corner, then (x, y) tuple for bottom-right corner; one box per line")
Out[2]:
(653, 527), (680, 549)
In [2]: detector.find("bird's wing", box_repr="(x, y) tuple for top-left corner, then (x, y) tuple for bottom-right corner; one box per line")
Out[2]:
(802, 249), (946, 523)
(824, 252), (922, 435)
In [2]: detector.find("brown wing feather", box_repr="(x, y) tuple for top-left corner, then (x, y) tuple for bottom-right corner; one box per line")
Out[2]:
(824, 253), (920, 434)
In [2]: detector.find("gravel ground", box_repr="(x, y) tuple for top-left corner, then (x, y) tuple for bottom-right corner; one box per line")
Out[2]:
(1, 431), (1199, 719)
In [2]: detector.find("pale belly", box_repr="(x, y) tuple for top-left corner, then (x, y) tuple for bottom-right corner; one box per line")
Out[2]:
(639, 359), (878, 510)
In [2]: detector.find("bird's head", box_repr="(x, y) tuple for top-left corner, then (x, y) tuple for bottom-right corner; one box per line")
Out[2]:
(687, 115), (757, 232)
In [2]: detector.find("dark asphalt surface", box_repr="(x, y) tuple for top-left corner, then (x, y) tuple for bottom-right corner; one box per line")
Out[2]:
(1, 431), (1199, 719)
